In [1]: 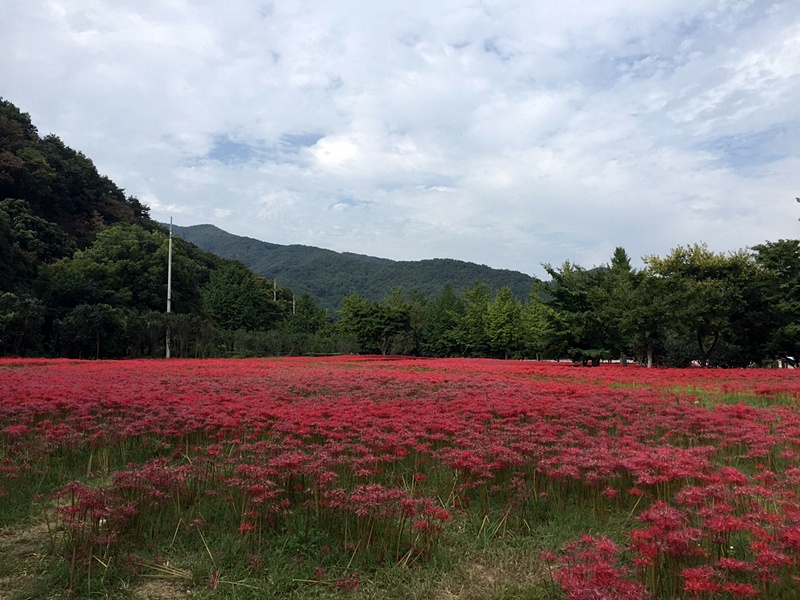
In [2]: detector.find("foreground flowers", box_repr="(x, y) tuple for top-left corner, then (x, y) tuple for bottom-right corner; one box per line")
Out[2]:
(2, 357), (800, 597)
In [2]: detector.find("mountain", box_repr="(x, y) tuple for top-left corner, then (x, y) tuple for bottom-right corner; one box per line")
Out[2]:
(171, 224), (536, 309)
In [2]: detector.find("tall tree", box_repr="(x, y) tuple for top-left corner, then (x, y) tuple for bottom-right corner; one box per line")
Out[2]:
(593, 247), (636, 361)
(419, 284), (464, 357)
(0, 292), (44, 355)
(486, 286), (522, 359)
(202, 262), (282, 331)
(0, 198), (75, 265)
(519, 287), (553, 360)
(454, 282), (492, 357)
(0, 207), (34, 290)
(617, 271), (673, 367)
(281, 293), (331, 335)
(644, 244), (764, 367)
(55, 303), (125, 359)
(540, 262), (610, 365)
(337, 293), (410, 356)
(42, 224), (203, 314)
(752, 239), (800, 364)
(384, 286), (420, 355)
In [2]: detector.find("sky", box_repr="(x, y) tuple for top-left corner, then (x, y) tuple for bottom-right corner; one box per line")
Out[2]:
(2, 1), (799, 278)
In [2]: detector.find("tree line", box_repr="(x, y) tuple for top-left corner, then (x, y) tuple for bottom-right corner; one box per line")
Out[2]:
(334, 241), (800, 367)
(4, 208), (798, 368)
(0, 216), (337, 359)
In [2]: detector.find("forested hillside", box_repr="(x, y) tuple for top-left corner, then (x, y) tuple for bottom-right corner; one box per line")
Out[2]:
(0, 100), (152, 283)
(0, 98), (303, 358)
(171, 223), (534, 309)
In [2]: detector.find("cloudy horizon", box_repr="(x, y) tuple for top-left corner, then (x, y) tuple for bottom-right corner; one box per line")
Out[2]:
(2, 1), (799, 277)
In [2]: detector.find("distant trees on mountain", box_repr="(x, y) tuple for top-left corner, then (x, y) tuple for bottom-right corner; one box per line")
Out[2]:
(171, 224), (535, 309)
(1, 97), (798, 366)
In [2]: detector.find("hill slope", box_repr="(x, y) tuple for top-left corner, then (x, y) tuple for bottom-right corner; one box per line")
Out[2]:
(172, 224), (535, 309)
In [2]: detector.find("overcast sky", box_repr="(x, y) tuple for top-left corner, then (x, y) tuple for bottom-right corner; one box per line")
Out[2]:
(2, 1), (799, 277)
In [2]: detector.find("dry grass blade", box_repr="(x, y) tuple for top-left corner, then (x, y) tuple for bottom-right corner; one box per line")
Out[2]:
(218, 578), (261, 590)
(135, 561), (192, 580)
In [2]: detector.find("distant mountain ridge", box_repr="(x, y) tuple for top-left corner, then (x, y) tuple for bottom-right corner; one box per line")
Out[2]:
(171, 224), (535, 309)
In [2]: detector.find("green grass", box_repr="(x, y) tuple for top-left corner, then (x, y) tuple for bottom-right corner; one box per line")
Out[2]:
(0, 490), (633, 599)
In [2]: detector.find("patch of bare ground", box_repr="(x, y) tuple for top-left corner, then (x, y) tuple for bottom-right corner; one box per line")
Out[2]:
(434, 551), (549, 600)
(0, 519), (192, 600)
(0, 520), (52, 600)
(130, 578), (188, 600)
(128, 561), (191, 599)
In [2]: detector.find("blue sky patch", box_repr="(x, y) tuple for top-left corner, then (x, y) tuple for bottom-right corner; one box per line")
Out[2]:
(280, 132), (324, 151)
(206, 135), (266, 164)
(703, 126), (792, 173)
(203, 132), (323, 166)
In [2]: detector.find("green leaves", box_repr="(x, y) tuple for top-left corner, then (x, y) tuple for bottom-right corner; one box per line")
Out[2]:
(486, 286), (522, 360)
(202, 263), (283, 331)
(644, 244), (764, 366)
(337, 292), (413, 356)
(0, 292), (44, 355)
(752, 240), (800, 363)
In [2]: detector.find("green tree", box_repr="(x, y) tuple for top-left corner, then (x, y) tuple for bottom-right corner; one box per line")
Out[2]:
(37, 135), (136, 246)
(617, 271), (673, 367)
(0, 198), (75, 264)
(0, 99), (42, 202)
(0, 207), (34, 290)
(644, 243), (764, 367)
(202, 262), (282, 331)
(599, 248), (636, 359)
(1, 98), (154, 254)
(384, 286), (420, 355)
(752, 239), (800, 364)
(0, 292), (44, 355)
(281, 293), (332, 335)
(486, 286), (522, 359)
(454, 282), (491, 356)
(277, 293), (335, 355)
(419, 284), (464, 357)
(337, 293), (411, 356)
(55, 303), (124, 359)
(42, 224), (204, 314)
(519, 288), (553, 360)
(540, 262), (610, 365)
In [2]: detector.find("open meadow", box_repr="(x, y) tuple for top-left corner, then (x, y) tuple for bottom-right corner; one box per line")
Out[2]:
(2, 357), (800, 599)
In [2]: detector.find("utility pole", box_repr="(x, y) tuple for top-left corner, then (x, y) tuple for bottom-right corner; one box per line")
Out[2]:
(273, 279), (277, 302)
(166, 218), (173, 359)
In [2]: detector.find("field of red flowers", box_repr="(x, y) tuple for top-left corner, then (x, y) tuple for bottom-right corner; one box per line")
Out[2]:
(2, 356), (800, 598)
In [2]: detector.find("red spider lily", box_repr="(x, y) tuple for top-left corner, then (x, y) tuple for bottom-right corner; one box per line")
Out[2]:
(554, 535), (649, 600)
(4, 356), (800, 596)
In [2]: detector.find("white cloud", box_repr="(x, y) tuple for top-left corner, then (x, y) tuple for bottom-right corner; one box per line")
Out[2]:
(1, 0), (799, 278)
(311, 136), (361, 170)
